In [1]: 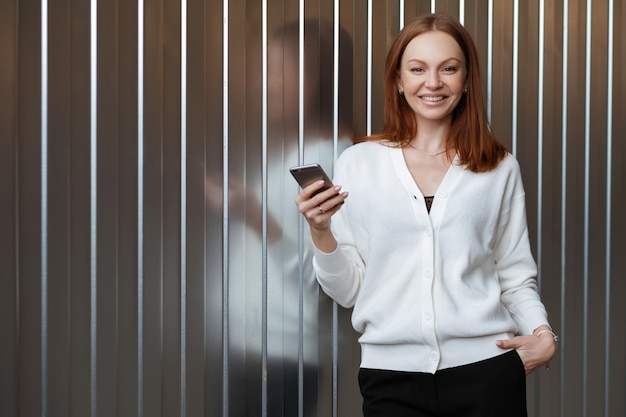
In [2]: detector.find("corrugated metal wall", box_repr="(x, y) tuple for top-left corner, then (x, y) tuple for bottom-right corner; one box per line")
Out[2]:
(1, 0), (624, 416)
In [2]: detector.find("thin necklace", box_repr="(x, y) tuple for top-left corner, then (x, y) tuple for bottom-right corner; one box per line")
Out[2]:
(406, 142), (452, 157)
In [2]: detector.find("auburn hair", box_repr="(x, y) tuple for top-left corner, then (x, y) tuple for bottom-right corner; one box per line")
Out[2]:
(356, 13), (507, 172)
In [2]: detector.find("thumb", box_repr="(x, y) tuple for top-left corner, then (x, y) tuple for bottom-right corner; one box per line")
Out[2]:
(496, 337), (521, 350)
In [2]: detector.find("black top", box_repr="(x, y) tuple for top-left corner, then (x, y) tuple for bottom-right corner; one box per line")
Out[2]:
(424, 196), (434, 213)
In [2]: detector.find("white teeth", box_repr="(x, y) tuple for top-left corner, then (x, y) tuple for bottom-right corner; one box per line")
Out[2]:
(422, 96), (444, 102)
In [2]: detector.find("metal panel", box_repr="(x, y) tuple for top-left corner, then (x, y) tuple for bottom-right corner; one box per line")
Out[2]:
(0, 0), (18, 413)
(0, 1), (624, 417)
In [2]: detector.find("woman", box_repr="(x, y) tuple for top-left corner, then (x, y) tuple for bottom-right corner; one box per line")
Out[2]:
(295, 13), (556, 417)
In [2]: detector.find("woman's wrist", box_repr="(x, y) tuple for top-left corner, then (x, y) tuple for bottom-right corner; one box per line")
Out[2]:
(533, 325), (558, 370)
(536, 329), (559, 342)
(310, 227), (338, 254)
(532, 324), (553, 337)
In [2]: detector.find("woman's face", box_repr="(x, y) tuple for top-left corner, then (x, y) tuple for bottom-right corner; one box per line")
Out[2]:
(396, 31), (467, 126)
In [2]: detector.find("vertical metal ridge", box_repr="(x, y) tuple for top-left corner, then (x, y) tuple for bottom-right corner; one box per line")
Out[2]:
(332, 4), (340, 416)
(536, 0), (545, 292)
(40, 0), (49, 415)
(332, 0), (340, 167)
(221, 0), (230, 415)
(137, 0), (145, 414)
(180, 0), (187, 415)
(534, 3), (546, 415)
(332, 302), (338, 417)
(297, 3), (306, 417)
(511, 0), (519, 156)
(90, 0), (98, 415)
(297, 3), (304, 164)
(559, 1), (569, 415)
(430, 0), (435, 13)
(486, 0), (493, 123)
(459, 0), (465, 26)
(582, 1), (593, 415)
(260, 1), (269, 416)
(13, 0), (21, 395)
(366, 0), (372, 136)
(604, 2), (614, 416)
(399, 0), (405, 29)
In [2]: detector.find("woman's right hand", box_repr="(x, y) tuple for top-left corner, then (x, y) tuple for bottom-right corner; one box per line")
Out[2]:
(295, 180), (348, 229)
(295, 181), (348, 253)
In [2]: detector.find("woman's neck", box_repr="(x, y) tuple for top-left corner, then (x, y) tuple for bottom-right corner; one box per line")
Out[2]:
(411, 120), (451, 151)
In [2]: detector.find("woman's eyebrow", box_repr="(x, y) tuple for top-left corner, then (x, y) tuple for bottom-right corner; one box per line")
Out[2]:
(405, 57), (462, 65)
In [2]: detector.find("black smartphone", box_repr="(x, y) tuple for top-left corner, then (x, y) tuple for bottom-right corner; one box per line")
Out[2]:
(289, 163), (334, 196)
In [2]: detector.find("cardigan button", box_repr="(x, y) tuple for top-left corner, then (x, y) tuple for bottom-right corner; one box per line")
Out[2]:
(424, 269), (433, 279)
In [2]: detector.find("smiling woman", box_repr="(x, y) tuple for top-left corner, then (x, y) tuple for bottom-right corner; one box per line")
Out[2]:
(294, 13), (556, 417)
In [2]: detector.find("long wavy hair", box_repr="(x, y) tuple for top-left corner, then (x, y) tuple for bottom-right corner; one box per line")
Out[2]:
(358, 13), (507, 172)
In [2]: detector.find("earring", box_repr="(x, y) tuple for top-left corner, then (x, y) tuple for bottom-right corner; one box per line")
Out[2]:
(463, 88), (468, 94)
(399, 90), (404, 96)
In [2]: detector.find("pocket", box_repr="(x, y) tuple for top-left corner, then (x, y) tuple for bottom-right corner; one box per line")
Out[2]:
(511, 349), (527, 376)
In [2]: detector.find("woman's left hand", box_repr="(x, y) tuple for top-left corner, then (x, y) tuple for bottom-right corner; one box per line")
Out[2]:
(496, 326), (557, 374)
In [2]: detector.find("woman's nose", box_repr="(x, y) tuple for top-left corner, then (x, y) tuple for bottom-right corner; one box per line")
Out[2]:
(426, 73), (443, 88)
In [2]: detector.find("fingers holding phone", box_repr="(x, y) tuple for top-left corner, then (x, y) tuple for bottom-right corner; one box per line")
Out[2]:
(291, 164), (348, 227)
(300, 184), (348, 230)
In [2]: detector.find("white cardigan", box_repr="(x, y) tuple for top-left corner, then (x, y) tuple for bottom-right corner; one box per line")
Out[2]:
(313, 141), (550, 373)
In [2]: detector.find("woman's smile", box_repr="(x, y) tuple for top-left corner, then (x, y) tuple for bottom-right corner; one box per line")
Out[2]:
(420, 95), (446, 103)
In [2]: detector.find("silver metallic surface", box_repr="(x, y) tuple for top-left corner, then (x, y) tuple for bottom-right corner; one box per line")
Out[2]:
(1, 1), (624, 416)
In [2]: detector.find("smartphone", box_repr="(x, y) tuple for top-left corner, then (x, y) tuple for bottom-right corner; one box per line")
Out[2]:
(289, 163), (334, 196)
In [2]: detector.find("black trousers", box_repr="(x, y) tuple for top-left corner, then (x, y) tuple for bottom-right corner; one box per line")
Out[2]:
(358, 350), (527, 417)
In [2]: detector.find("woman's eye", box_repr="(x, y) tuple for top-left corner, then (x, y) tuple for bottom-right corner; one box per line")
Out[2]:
(442, 66), (457, 73)
(411, 67), (424, 73)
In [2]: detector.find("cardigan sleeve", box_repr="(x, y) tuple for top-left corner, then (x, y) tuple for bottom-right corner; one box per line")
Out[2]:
(312, 202), (366, 308)
(312, 240), (364, 308)
(311, 153), (366, 309)
(494, 167), (549, 335)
